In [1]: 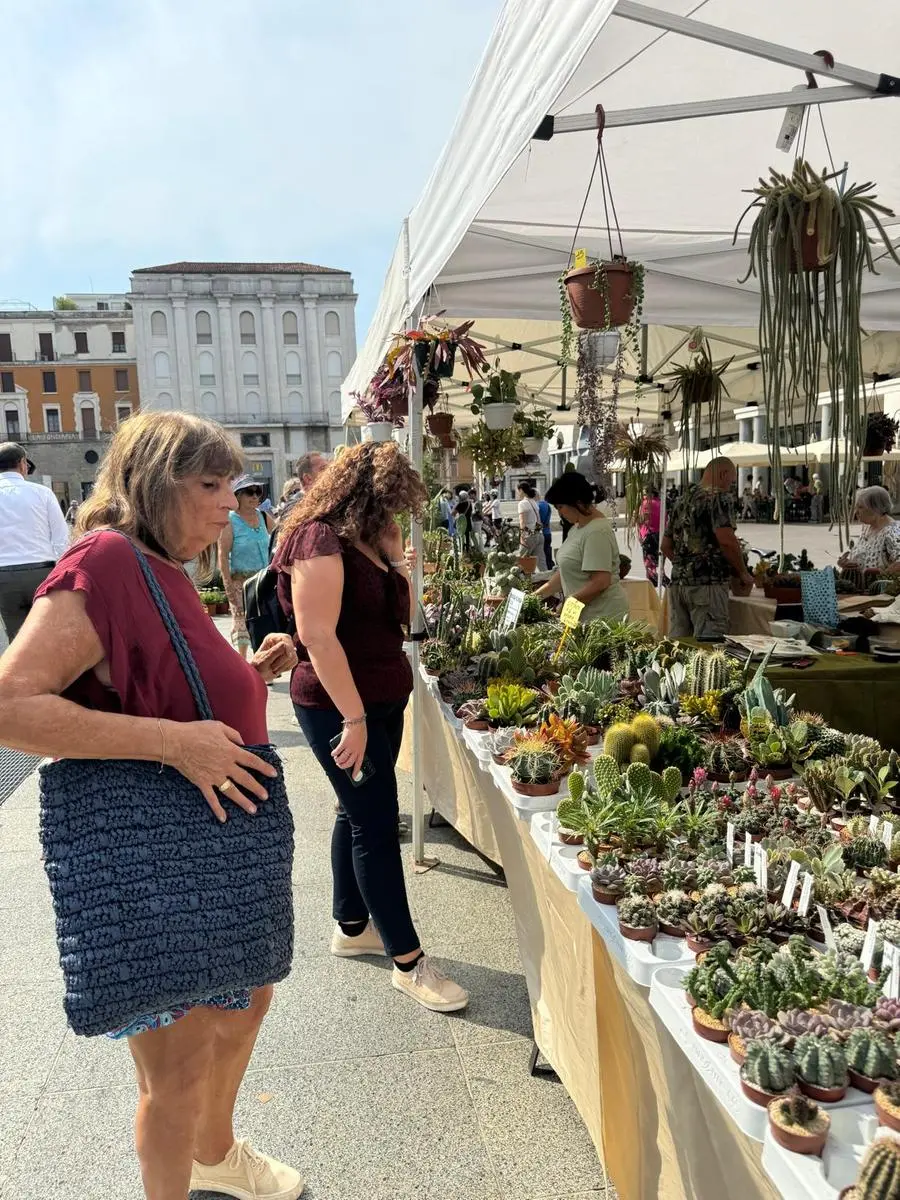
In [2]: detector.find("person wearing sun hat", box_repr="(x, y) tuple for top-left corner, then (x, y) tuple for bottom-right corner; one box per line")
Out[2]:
(217, 474), (273, 658)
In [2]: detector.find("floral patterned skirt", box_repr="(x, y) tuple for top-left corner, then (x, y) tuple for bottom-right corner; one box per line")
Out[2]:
(226, 573), (254, 649)
(106, 989), (251, 1040)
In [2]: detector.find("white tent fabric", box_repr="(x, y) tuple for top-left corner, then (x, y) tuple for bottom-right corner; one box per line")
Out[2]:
(345, 0), (900, 417)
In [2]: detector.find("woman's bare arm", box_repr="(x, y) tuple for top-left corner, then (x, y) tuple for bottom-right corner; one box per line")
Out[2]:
(218, 523), (234, 590)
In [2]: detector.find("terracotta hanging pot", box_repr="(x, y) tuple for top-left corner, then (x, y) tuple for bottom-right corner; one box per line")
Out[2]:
(790, 202), (830, 273)
(564, 260), (636, 329)
(427, 412), (454, 439)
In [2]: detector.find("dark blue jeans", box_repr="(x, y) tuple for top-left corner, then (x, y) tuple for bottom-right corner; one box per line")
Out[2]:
(293, 700), (420, 958)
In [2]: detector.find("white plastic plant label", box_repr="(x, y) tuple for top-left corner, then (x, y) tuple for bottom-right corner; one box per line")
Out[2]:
(883, 942), (900, 1000)
(869, 814), (880, 835)
(798, 872), (814, 917)
(816, 905), (836, 950)
(744, 833), (753, 868)
(500, 588), (525, 634)
(861, 918), (880, 973)
(883, 821), (895, 853)
(780, 861), (801, 910)
(753, 844), (768, 892)
(726, 822), (735, 864)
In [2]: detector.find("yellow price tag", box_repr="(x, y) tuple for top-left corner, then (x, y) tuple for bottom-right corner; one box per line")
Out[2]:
(573, 248), (588, 269)
(560, 597), (585, 629)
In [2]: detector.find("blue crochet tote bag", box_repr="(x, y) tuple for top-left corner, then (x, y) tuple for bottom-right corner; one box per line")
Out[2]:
(39, 538), (295, 1036)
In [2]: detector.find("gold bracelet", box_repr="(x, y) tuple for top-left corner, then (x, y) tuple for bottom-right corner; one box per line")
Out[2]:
(157, 718), (166, 773)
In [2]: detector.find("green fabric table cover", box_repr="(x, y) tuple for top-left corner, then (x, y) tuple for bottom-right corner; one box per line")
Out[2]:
(767, 654), (900, 752)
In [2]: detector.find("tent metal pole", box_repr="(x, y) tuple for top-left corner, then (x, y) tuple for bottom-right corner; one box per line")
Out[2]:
(552, 84), (885, 134)
(657, 451), (668, 601)
(612, 1), (894, 92)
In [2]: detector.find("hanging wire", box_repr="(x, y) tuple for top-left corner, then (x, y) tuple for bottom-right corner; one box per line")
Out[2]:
(567, 150), (601, 267)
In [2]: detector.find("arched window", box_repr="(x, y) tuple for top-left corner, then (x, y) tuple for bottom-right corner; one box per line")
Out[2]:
(195, 310), (212, 344)
(326, 351), (343, 377)
(154, 351), (170, 381)
(198, 352), (215, 385)
(286, 391), (303, 414)
(328, 390), (342, 422)
(285, 351), (302, 385)
(324, 311), (340, 337)
(200, 391), (217, 415)
(239, 311), (256, 345)
(150, 310), (168, 339)
(242, 351), (259, 386)
(245, 391), (261, 414)
(157, 392), (174, 409)
(282, 311), (299, 344)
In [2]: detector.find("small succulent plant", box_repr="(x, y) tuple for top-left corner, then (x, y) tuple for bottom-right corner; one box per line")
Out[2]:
(793, 1034), (848, 1089)
(873, 997), (900, 1034)
(741, 1039), (795, 1094)
(731, 865), (757, 885)
(727, 1009), (790, 1046)
(771, 1093), (824, 1131)
(655, 889), (694, 926)
(833, 923), (867, 957)
(695, 858), (733, 890)
(777, 1009), (832, 1041)
(821, 1000), (874, 1040)
(624, 858), (662, 896)
(845, 835), (889, 871)
(880, 918), (900, 948)
(684, 910), (728, 942)
(845, 1028), (899, 1081)
(617, 895), (657, 928)
(590, 862), (626, 896)
(735, 882), (768, 906)
(659, 856), (697, 891)
(695, 883), (734, 924)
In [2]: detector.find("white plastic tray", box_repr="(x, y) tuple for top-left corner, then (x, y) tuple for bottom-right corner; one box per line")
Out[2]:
(487, 759), (567, 818)
(649, 967), (873, 1143)
(461, 725), (493, 764)
(761, 1108), (897, 1200)
(530, 811), (591, 892)
(577, 878), (695, 987)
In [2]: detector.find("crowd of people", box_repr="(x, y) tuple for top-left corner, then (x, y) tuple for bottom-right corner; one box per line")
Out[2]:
(0, 417), (899, 1199)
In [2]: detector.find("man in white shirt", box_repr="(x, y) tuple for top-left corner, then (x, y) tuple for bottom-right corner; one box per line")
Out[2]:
(0, 442), (70, 640)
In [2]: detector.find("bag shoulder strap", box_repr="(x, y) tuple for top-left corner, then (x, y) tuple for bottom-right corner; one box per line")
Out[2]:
(117, 534), (215, 722)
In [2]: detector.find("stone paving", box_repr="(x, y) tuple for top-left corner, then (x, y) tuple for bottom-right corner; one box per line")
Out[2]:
(0, 653), (612, 1200)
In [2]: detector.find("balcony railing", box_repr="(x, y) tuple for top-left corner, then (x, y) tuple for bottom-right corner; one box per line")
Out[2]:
(218, 411), (334, 427)
(21, 430), (112, 443)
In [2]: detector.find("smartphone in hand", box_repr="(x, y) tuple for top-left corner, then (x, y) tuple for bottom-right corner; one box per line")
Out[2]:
(329, 734), (376, 787)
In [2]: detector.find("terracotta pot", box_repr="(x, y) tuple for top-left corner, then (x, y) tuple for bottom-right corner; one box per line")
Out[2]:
(205, 603), (219, 617)
(685, 990), (697, 1010)
(464, 718), (490, 732)
(577, 850), (593, 871)
(708, 769), (750, 785)
(754, 765), (793, 781)
(491, 753), (507, 766)
(874, 1085), (900, 1132)
(591, 885), (623, 906)
(658, 920), (686, 939)
(768, 1102), (830, 1157)
(799, 1079), (847, 1104)
(438, 433), (455, 448)
(517, 555), (538, 575)
(692, 1008), (729, 1043)
(583, 726), (601, 746)
(484, 595), (505, 610)
(216, 602), (230, 615)
(558, 829), (583, 846)
(563, 262), (636, 329)
(511, 778), (560, 797)
(790, 203), (828, 273)
(847, 1067), (880, 1094)
(762, 584), (802, 606)
(740, 1076), (785, 1109)
(686, 934), (715, 956)
(728, 1034), (747, 1066)
(423, 562), (437, 575)
(620, 921), (657, 944)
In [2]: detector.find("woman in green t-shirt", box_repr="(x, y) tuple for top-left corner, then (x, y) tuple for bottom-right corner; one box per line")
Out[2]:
(534, 472), (628, 623)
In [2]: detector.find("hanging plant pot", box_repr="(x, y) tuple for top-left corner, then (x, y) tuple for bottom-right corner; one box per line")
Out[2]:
(864, 435), (886, 457)
(414, 340), (456, 379)
(790, 203), (830, 273)
(482, 402), (518, 430)
(564, 262), (636, 329)
(362, 422), (394, 443)
(427, 412), (454, 439)
(522, 436), (545, 456)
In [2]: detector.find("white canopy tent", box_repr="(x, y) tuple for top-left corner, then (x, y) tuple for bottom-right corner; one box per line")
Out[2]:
(344, 0), (900, 863)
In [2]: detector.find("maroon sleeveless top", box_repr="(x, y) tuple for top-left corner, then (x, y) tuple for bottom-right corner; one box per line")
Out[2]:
(274, 520), (413, 710)
(34, 530), (269, 744)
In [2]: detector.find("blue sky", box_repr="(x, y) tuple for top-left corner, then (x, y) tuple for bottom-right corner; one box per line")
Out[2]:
(0, 0), (499, 341)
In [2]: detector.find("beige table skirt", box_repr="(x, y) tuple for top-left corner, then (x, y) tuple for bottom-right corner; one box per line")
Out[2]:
(658, 591), (776, 637)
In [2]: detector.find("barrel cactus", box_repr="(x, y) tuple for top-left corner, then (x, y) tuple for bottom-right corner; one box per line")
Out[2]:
(629, 742), (651, 765)
(793, 1034), (848, 1089)
(852, 1138), (900, 1200)
(705, 736), (748, 779)
(603, 723), (635, 766)
(617, 895), (656, 928)
(845, 835), (888, 871)
(631, 713), (661, 760)
(845, 1029), (898, 1081)
(655, 889), (694, 926)
(741, 1040), (795, 1094)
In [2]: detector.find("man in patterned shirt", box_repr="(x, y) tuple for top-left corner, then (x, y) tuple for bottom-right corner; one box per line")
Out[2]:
(661, 457), (755, 639)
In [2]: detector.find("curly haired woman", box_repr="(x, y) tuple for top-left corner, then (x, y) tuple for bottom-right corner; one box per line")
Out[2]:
(274, 442), (468, 1012)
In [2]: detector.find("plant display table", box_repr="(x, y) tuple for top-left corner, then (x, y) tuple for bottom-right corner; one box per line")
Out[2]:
(767, 654), (900, 753)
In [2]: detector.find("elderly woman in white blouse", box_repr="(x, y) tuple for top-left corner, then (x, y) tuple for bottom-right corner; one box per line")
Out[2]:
(838, 486), (900, 574)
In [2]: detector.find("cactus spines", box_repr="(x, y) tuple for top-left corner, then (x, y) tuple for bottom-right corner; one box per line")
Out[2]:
(740, 1039), (795, 1095)
(630, 713), (661, 759)
(603, 723), (635, 765)
(793, 1034), (848, 1090)
(617, 895), (656, 928)
(852, 1138), (900, 1200)
(661, 765), (683, 803)
(705, 736), (748, 779)
(592, 753), (622, 798)
(629, 742), (651, 765)
(655, 889), (693, 926)
(566, 770), (587, 806)
(845, 1029), (899, 1082)
(845, 835), (889, 871)
(624, 760), (654, 793)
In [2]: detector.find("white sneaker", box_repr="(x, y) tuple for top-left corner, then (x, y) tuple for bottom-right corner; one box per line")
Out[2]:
(331, 920), (385, 957)
(190, 1139), (304, 1199)
(392, 955), (469, 1012)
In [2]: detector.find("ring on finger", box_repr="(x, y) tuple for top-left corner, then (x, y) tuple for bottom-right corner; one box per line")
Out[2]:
(219, 779), (234, 793)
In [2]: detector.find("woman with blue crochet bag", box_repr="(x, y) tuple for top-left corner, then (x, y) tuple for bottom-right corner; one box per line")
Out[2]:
(0, 411), (302, 1200)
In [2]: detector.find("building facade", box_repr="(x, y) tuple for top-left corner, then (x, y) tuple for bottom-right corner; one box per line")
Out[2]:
(0, 296), (138, 507)
(129, 262), (356, 496)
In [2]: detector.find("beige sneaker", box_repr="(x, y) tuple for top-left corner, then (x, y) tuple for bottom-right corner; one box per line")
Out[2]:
(331, 920), (385, 958)
(190, 1140), (304, 1200)
(392, 955), (469, 1012)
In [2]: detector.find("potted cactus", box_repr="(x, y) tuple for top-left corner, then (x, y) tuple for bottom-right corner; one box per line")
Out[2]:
(506, 737), (564, 797)
(841, 1138), (900, 1199)
(616, 895), (658, 943)
(489, 726), (521, 765)
(740, 1039), (796, 1107)
(704, 734), (751, 783)
(683, 910), (729, 957)
(591, 860), (627, 906)
(554, 666), (618, 742)
(793, 1034), (849, 1103)
(874, 1080), (900, 1133)
(767, 1093), (830, 1157)
(726, 1010), (789, 1067)
(845, 1028), (899, 1094)
(655, 889), (694, 938)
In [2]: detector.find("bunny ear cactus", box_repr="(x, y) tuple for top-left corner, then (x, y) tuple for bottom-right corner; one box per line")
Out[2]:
(793, 1034), (848, 1089)
(592, 754), (623, 799)
(661, 766), (682, 803)
(741, 1039), (795, 1094)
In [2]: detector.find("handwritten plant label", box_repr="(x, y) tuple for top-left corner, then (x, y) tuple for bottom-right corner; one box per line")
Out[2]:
(798, 872), (814, 917)
(869, 814), (880, 835)
(780, 861), (801, 910)
(744, 833), (753, 868)
(884, 942), (900, 1000)
(816, 904), (836, 950)
(861, 918), (880, 973)
(500, 588), (525, 634)
(726, 822), (735, 864)
(559, 597), (585, 629)
(573, 248), (589, 270)
(883, 821), (895, 852)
